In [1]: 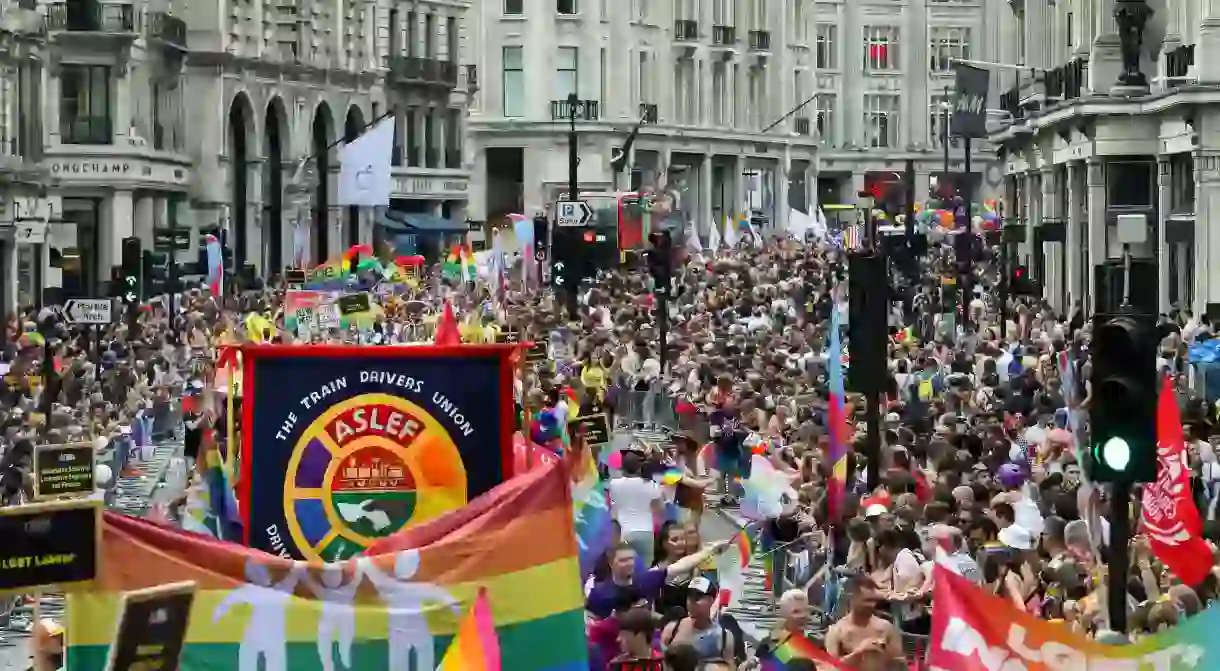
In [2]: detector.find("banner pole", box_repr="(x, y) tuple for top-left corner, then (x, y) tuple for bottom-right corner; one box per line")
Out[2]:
(225, 355), (237, 479)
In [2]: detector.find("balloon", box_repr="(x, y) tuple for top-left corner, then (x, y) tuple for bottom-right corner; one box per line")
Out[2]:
(94, 464), (113, 487)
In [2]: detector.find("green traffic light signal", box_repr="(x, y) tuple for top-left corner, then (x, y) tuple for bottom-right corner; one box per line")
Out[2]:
(1094, 436), (1132, 472)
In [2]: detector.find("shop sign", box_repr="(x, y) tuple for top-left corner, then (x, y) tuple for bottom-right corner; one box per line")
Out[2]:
(390, 174), (469, 198)
(46, 157), (190, 187)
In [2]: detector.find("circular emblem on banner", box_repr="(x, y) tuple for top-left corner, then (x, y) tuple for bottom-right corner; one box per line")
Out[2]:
(284, 393), (468, 562)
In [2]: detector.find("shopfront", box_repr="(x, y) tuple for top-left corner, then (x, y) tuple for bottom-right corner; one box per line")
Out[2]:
(43, 151), (193, 298)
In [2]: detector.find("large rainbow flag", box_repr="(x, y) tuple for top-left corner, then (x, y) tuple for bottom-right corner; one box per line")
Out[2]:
(67, 462), (588, 670)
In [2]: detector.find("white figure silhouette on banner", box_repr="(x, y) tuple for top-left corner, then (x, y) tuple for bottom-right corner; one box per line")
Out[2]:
(356, 549), (461, 671)
(213, 559), (306, 671)
(303, 562), (365, 671)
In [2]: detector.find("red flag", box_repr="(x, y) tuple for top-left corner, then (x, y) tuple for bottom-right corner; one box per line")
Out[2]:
(434, 301), (461, 346)
(1141, 376), (1213, 586)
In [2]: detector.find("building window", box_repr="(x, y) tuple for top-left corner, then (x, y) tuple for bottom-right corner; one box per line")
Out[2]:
(713, 0), (732, 25)
(674, 0), (696, 21)
(502, 46), (524, 117)
(425, 13), (436, 59)
(929, 27), (971, 72)
(555, 46), (578, 99)
(863, 93), (899, 148)
(712, 62), (727, 125)
(814, 93), (835, 146)
(1015, 10), (1026, 65)
(1066, 12), (1073, 51)
(929, 94), (953, 147)
(504, 0), (523, 14)
(557, 0), (577, 15)
(447, 16), (458, 62)
(792, 0), (806, 42)
(863, 26), (899, 71)
(599, 47), (607, 108)
(816, 24), (837, 69)
(60, 64), (111, 145)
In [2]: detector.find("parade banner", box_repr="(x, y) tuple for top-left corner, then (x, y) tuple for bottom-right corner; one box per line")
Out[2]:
(930, 565), (1217, 670)
(241, 345), (516, 561)
(67, 463), (589, 671)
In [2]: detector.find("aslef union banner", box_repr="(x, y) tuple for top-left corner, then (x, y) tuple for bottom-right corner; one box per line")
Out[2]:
(951, 63), (990, 139)
(930, 565), (1219, 670)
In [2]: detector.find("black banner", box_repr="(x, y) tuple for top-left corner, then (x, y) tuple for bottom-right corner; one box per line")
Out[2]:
(337, 292), (371, 315)
(951, 63), (990, 139)
(0, 499), (100, 594)
(568, 414), (610, 446)
(33, 443), (96, 499)
(108, 581), (197, 671)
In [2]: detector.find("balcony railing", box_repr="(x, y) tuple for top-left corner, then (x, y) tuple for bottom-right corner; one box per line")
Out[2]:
(61, 116), (113, 145)
(389, 56), (459, 88)
(550, 98), (600, 121)
(1043, 59), (1086, 102)
(445, 148), (462, 169)
(639, 103), (658, 124)
(748, 29), (771, 51)
(674, 19), (699, 41)
(1166, 44), (1195, 87)
(712, 25), (736, 45)
(147, 12), (187, 49)
(47, 1), (138, 33)
(794, 117), (811, 135)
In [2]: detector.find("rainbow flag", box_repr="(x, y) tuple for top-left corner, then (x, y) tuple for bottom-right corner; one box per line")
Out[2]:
(660, 467), (684, 485)
(759, 526), (774, 593)
(572, 443), (613, 576)
(761, 632), (855, 671)
(438, 589), (501, 671)
(733, 530), (752, 566)
(67, 462), (589, 671)
(826, 295), (850, 522)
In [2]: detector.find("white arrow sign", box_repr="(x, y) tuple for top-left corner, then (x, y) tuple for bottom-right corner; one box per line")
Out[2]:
(556, 200), (593, 227)
(62, 298), (113, 325)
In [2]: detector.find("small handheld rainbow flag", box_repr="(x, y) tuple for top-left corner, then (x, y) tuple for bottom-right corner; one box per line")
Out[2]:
(438, 588), (502, 671)
(733, 530), (752, 566)
(661, 467), (684, 485)
(761, 632), (853, 671)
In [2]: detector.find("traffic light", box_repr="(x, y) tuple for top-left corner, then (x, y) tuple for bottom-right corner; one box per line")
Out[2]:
(142, 250), (169, 298)
(846, 252), (888, 394)
(119, 237), (142, 306)
(1087, 313), (1158, 483)
(532, 215), (548, 263)
(646, 230), (673, 293)
(1010, 264), (1039, 296)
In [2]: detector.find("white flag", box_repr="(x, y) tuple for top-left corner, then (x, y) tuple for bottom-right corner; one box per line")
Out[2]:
(337, 117), (394, 206)
(723, 215), (738, 247)
(707, 216), (722, 250)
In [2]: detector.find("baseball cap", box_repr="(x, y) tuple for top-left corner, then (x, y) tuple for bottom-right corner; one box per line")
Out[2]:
(688, 576), (719, 598)
(865, 503), (889, 518)
(998, 524), (1035, 551)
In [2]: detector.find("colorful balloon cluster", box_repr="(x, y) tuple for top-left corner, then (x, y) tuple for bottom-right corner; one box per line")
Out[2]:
(912, 199), (1002, 232)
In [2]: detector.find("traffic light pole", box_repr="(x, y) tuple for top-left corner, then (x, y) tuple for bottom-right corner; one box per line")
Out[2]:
(1107, 478), (1132, 634)
(998, 203), (1008, 340)
(863, 195), (883, 492)
(567, 92), (579, 202)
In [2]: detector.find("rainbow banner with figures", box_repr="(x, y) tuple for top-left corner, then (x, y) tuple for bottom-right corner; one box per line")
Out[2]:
(66, 463), (588, 670)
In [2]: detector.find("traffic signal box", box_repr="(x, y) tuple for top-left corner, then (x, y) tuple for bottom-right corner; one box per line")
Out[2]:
(119, 236), (142, 306)
(1009, 264), (1040, 296)
(142, 250), (170, 299)
(1087, 312), (1158, 483)
(846, 252), (888, 394)
(646, 231), (673, 294)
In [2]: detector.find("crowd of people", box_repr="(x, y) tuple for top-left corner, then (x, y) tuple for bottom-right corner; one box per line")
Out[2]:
(4, 210), (1220, 671)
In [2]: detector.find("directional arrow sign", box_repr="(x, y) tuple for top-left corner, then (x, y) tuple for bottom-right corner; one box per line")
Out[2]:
(556, 200), (593, 227)
(62, 298), (113, 325)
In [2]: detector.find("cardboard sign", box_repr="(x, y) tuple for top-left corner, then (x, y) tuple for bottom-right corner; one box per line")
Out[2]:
(525, 340), (549, 364)
(337, 292), (370, 315)
(106, 581), (197, 671)
(0, 498), (101, 595)
(568, 414), (610, 446)
(284, 269), (307, 285)
(33, 443), (96, 499)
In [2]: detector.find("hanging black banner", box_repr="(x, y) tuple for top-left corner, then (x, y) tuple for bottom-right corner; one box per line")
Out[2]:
(951, 63), (990, 139)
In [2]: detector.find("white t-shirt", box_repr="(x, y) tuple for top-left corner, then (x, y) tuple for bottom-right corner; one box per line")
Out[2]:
(609, 476), (662, 534)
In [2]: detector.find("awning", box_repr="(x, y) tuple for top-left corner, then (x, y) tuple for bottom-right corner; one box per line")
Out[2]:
(377, 210), (466, 233)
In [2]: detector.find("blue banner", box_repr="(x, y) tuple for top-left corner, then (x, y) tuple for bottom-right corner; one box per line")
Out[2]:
(244, 349), (510, 561)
